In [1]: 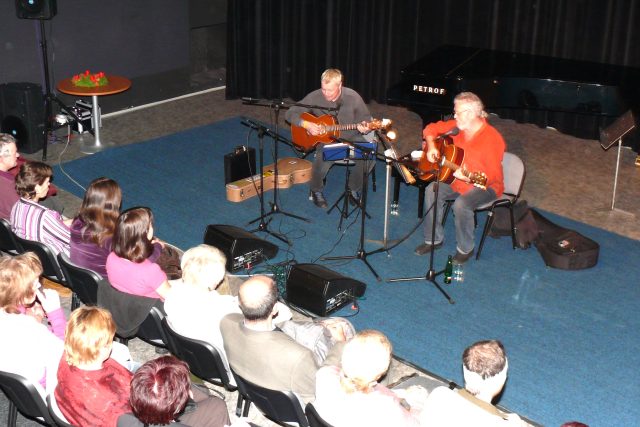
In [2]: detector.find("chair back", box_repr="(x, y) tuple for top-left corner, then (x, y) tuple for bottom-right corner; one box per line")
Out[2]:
(57, 252), (101, 306)
(136, 306), (169, 349)
(13, 236), (66, 283)
(305, 403), (334, 427)
(46, 393), (74, 427)
(501, 152), (525, 199)
(160, 317), (235, 390)
(0, 370), (57, 427)
(0, 218), (21, 255)
(232, 369), (309, 427)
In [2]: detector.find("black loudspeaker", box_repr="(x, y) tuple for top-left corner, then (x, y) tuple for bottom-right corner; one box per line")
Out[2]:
(286, 263), (367, 317)
(15, 0), (57, 20)
(0, 83), (45, 154)
(224, 145), (256, 184)
(203, 224), (278, 272)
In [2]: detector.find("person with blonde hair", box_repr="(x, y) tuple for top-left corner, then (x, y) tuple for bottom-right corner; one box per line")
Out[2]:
(55, 306), (132, 427)
(314, 330), (421, 426)
(0, 252), (65, 393)
(285, 68), (374, 208)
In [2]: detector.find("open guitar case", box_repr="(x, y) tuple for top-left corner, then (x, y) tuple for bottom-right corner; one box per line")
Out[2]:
(530, 209), (600, 270)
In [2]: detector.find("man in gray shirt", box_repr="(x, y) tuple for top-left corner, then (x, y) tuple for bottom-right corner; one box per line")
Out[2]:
(285, 68), (373, 208)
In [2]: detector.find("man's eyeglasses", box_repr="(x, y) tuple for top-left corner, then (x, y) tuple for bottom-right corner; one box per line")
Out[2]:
(453, 108), (472, 117)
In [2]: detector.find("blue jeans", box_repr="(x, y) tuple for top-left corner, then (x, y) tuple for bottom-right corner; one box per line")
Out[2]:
(423, 182), (497, 254)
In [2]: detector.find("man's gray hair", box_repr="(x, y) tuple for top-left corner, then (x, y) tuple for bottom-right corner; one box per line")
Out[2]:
(0, 133), (17, 156)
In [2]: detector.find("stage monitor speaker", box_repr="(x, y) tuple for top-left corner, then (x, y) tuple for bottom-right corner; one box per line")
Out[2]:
(15, 0), (57, 20)
(286, 263), (366, 317)
(203, 224), (278, 272)
(0, 82), (44, 154)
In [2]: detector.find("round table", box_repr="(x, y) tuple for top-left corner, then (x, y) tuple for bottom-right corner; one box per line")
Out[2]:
(57, 75), (131, 154)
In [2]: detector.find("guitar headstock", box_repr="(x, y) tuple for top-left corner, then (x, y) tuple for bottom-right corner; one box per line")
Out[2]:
(470, 172), (487, 190)
(369, 118), (392, 131)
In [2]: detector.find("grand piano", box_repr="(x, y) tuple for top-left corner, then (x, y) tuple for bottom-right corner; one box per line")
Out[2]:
(387, 45), (640, 145)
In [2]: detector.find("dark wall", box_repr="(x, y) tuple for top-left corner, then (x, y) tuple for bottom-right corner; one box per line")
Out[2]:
(0, 1), (190, 109)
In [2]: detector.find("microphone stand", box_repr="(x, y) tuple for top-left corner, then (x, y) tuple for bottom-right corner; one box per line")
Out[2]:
(386, 156), (454, 304)
(242, 99), (310, 228)
(241, 119), (289, 244)
(321, 136), (382, 281)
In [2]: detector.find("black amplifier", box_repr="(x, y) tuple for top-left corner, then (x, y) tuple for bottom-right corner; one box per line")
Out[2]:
(224, 145), (256, 184)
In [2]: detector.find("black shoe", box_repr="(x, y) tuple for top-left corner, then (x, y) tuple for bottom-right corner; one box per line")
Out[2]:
(414, 242), (443, 255)
(453, 249), (474, 264)
(311, 191), (328, 209)
(349, 191), (361, 207)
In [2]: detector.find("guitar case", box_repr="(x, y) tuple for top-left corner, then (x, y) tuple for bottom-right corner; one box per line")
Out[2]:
(531, 209), (599, 270)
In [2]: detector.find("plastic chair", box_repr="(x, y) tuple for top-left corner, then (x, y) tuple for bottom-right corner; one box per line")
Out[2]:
(0, 218), (21, 255)
(57, 252), (102, 306)
(13, 236), (79, 310)
(0, 370), (58, 427)
(46, 393), (74, 427)
(305, 403), (334, 427)
(160, 317), (236, 391)
(231, 369), (309, 426)
(442, 152), (525, 260)
(136, 306), (169, 349)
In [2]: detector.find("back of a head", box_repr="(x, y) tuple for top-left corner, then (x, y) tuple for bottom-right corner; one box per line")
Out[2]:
(129, 355), (191, 425)
(462, 339), (508, 397)
(0, 252), (42, 313)
(340, 329), (392, 393)
(64, 306), (116, 368)
(15, 161), (53, 199)
(237, 275), (277, 321)
(112, 207), (154, 263)
(180, 244), (227, 290)
(78, 177), (122, 245)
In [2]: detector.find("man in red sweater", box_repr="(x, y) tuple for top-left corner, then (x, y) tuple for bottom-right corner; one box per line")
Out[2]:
(415, 92), (505, 263)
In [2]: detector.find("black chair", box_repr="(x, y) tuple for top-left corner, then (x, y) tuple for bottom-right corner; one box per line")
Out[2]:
(0, 370), (58, 426)
(305, 403), (334, 427)
(136, 306), (169, 349)
(160, 317), (236, 391)
(57, 252), (102, 306)
(231, 369), (309, 426)
(441, 152), (526, 260)
(46, 394), (74, 427)
(0, 218), (21, 255)
(13, 236), (79, 310)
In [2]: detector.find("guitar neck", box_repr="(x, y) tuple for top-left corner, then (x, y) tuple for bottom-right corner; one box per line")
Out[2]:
(325, 123), (360, 132)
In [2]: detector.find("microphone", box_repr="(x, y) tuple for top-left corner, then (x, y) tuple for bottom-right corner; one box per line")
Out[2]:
(241, 97), (259, 104)
(435, 127), (459, 139)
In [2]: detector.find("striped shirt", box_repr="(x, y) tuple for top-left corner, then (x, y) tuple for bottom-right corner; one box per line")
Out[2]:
(10, 198), (70, 256)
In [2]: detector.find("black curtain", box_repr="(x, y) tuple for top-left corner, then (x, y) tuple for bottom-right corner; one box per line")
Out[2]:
(226, 0), (640, 102)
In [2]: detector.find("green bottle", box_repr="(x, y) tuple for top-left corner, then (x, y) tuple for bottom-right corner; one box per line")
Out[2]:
(444, 255), (453, 284)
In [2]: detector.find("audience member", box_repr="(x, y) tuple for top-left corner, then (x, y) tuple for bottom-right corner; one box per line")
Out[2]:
(314, 330), (422, 426)
(10, 161), (71, 256)
(220, 275), (345, 403)
(117, 356), (230, 427)
(106, 207), (171, 300)
(70, 177), (124, 276)
(0, 133), (20, 219)
(55, 306), (132, 427)
(0, 253), (64, 393)
(421, 339), (524, 426)
(165, 245), (291, 364)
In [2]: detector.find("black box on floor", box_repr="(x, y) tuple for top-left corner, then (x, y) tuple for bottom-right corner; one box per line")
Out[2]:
(286, 263), (367, 316)
(203, 224), (278, 272)
(224, 145), (256, 184)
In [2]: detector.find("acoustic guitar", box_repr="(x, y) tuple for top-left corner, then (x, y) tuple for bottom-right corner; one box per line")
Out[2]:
(291, 112), (390, 152)
(226, 157), (312, 202)
(417, 137), (487, 189)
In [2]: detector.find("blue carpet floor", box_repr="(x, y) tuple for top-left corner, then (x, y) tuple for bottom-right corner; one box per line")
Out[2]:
(54, 117), (640, 426)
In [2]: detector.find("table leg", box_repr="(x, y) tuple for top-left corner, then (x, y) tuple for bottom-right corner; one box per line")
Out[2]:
(78, 95), (114, 154)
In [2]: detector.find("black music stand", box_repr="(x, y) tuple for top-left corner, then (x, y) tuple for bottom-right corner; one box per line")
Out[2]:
(386, 158), (454, 304)
(242, 100), (310, 232)
(599, 110), (636, 213)
(321, 137), (382, 281)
